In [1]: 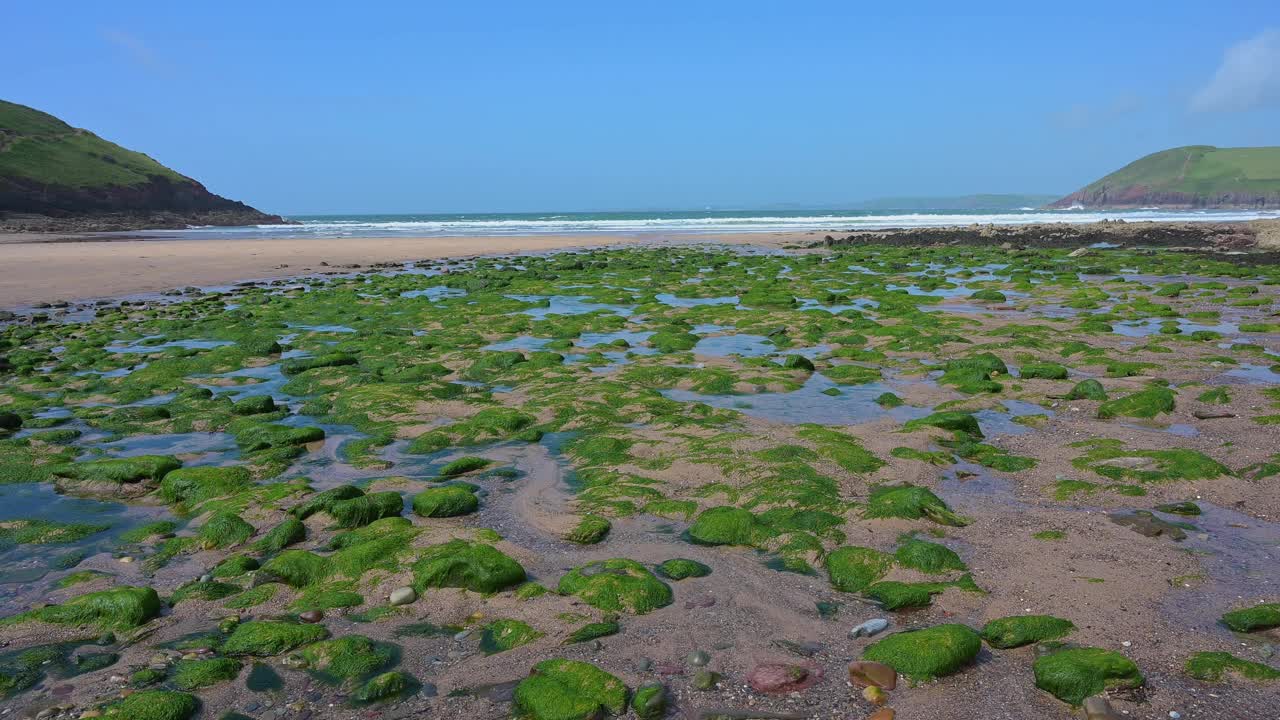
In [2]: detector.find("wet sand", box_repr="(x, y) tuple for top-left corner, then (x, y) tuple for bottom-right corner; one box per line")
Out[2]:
(0, 232), (810, 309)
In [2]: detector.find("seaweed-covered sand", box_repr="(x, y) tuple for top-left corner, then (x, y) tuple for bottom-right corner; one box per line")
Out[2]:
(1, 241), (1278, 720)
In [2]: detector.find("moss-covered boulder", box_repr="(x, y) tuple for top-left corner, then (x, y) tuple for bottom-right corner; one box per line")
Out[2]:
(1221, 603), (1280, 633)
(353, 671), (414, 702)
(864, 484), (971, 526)
(222, 620), (330, 656)
(299, 636), (395, 684)
(439, 456), (491, 477)
(412, 485), (479, 518)
(1065, 379), (1107, 401)
(53, 455), (180, 488)
(102, 690), (198, 720)
(564, 515), (611, 545)
(411, 540), (526, 594)
(1185, 651), (1280, 682)
(197, 511), (254, 549)
(290, 485), (366, 519)
(1097, 387), (1175, 420)
(1020, 362), (1068, 380)
(894, 537), (966, 574)
(862, 624), (981, 681)
(172, 657), (242, 690)
(1032, 647), (1143, 706)
(24, 586), (161, 630)
(631, 682), (668, 720)
(687, 506), (764, 546)
(656, 558), (711, 580)
(980, 615), (1075, 649)
(328, 491), (403, 528)
(824, 546), (893, 593)
(903, 411), (982, 438)
(480, 619), (544, 655)
(159, 466), (252, 510)
(513, 659), (627, 720)
(558, 559), (673, 614)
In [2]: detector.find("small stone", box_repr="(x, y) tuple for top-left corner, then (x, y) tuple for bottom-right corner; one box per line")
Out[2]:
(687, 650), (710, 667)
(419, 683), (437, 698)
(746, 662), (822, 694)
(848, 660), (897, 690)
(119, 556), (134, 564)
(691, 670), (721, 690)
(868, 709), (895, 720)
(863, 686), (888, 705)
(199, 574), (213, 583)
(389, 587), (417, 606)
(1083, 696), (1123, 720)
(850, 618), (890, 638)
(633, 657), (654, 672)
(299, 610), (323, 623)
(1169, 714), (1181, 720)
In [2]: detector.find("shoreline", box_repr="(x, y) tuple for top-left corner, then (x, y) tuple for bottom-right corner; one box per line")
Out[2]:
(0, 231), (810, 310)
(2, 218), (1278, 311)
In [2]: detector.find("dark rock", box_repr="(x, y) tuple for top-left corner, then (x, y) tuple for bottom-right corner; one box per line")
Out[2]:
(746, 662), (822, 694)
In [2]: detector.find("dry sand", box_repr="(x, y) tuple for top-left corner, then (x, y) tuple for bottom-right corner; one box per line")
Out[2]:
(0, 232), (811, 309)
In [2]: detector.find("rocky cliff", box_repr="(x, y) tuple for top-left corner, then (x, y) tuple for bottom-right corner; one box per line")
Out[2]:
(0, 99), (288, 231)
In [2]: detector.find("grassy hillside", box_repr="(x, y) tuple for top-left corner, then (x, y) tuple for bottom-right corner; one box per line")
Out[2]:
(0, 100), (189, 189)
(1050, 146), (1280, 208)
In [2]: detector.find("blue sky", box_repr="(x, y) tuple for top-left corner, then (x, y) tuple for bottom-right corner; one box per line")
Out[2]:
(5, 2), (1278, 214)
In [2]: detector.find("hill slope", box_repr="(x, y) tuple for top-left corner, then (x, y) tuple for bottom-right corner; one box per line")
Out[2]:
(0, 99), (286, 230)
(1048, 146), (1280, 209)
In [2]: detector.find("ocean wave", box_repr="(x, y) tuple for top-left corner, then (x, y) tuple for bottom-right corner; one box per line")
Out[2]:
(157, 209), (1280, 239)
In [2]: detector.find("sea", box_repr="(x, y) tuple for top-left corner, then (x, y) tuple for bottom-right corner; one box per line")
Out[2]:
(150, 208), (1279, 240)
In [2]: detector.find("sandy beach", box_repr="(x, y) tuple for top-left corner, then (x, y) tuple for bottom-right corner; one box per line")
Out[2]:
(0, 232), (809, 309)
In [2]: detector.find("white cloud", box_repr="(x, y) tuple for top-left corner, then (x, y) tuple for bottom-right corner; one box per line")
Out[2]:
(101, 28), (164, 70)
(1050, 93), (1143, 130)
(1191, 29), (1280, 113)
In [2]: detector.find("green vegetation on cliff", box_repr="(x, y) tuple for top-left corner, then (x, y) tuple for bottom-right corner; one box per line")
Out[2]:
(1050, 145), (1280, 208)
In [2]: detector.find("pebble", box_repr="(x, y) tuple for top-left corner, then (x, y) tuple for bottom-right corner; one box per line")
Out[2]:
(687, 650), (710, 667)
(867, 709), (895, 720)
(862, 686), (888, 705)
(746, 662), (823, 694)
(692, 670), (721, 690)
(847, 661), (897, 690)
(1083, 696), (1123, 720)
(388, 586), (417, 606)
(850, 618), (889, 638)
(299, 610), (324, 624)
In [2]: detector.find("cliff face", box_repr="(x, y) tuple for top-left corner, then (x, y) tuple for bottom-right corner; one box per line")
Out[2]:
(1047, 146), (1280, 210)
(0, 99), (288, 231)
(1049, 187), (1279, 210)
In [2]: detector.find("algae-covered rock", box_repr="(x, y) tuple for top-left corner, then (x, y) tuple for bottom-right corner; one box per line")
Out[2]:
(862, 624), (981, 681)
(687, 506), (764, 546)
(1032, 647), (1143, 706)
(1020, 362), (1068, 380)
(299, 635), (394, 683)
(564, 515), (611, 545)
(172, 657), (242, 690)
(631, 682), (668, 720)
(353, 671), (414, 702)
(159, 466), (252, 510)
(864, 484), (971, 527)
(1221, 603), (1280, 633)
(863, 581), (934, 610)
(26, 586), (161, 630)
(259, 549), (331, 587)
(222, 620), (330, 656)
(411, 540), (526, 594)
(328, 491), (403, 528)
(235, 423), (325, 452)
(558, 559), (673, 614)
(980, 615), (1075, 648)
(513, 659), (627, 720)
(251, 516), (306, 553)
(54, 455), (180, 485)
(894, 536), (966, 574)
(824, 546), (893, 593)
(1097, 387), (1175, 420)
(903, 411), (982, 438)
(412, 485), (479, 518)
(1185, 651), (1280, 682)
(439, 456), (491, 477)
(197, 511), (255, 549)
(1066, 379), (1108, 401)
(290, 485), (366, 519)
(102, 690), (198, 720)
(212, 554), (260, 578)
(480, 619), (544, 654)
(656, 558), (711, 580)
(564, 621), (620, 644)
